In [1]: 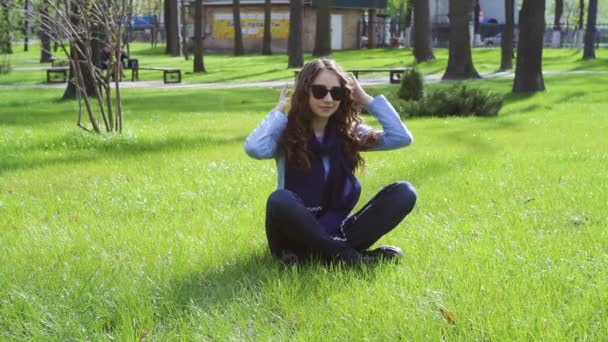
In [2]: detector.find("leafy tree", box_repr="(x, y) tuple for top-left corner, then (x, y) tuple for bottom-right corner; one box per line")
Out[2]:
(287, 0), (303, 68)
(513, 0), (546, 92)
(312, 0), (330, 56)
(442, 0), (480, 80)
(412, 0), (434, 63)
(583, 0), (597, 59)
(233, 0), (244, 55)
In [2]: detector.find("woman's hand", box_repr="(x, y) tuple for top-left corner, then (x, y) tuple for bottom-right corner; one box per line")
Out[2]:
(274, 84), (290, 113)
(349, 75), (374, 107)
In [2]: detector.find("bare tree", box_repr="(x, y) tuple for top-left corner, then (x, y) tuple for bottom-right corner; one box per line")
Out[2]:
(233, 0), (244, 55)
(25, 0), (131, 133)
(412, 0), (434, 63)
(262, 0), (271, 55)
(313, 0), (331, 56)
(500, 0), (514, 70)
(513, 0), (545, 92)
(193, 0), (205, 71)
(287, 0), (303, 68)
(442, 0), (480, 80)
(582, 0), (597, 59)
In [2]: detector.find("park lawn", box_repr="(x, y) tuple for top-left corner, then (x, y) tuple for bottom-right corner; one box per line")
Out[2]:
(1, 42), (607, 85)
(1, 73), (607, 340)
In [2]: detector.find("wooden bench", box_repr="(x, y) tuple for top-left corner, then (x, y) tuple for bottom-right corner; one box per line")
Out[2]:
(128, 59), (181, 84)
(46, 67), (69, 83)
(294, 67), (408, 84)
(49, 57), (67, 67)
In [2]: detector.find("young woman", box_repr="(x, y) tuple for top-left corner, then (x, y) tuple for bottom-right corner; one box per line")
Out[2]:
(245, 59), (417, 265)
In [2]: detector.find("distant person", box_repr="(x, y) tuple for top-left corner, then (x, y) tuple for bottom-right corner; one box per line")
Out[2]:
(100, 46), (127, 80)
(245, 59), (417, 265)
(100, 46), (111, 71)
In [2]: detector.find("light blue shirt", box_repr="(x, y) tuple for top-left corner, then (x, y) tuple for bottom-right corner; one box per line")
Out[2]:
(244, 95), (413, 189)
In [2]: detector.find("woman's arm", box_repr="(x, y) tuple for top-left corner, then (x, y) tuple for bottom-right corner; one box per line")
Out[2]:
(364, 95), (413, 151)
(244, 110), (287, 159)
(244, 86), (290, 159)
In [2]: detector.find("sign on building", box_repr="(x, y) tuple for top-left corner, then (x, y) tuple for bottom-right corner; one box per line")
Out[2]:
(213, 12), (290, 39)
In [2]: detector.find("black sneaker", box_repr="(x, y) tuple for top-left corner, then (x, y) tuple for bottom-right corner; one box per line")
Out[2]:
(363, 245), (403, 262)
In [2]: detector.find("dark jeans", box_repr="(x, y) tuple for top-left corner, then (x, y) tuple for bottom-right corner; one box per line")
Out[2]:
(265, 181), (417, 263)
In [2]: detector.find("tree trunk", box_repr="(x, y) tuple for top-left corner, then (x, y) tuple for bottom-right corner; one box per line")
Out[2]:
(404, 1), (412, 28)
(262, 0), (272, 55)
(500, 0), (514, 70)
(368, 9), (376, 48)
(287, 0), (303, 68)
(554, 0), (563, 30)
(164, 0), (180, 56)
(39, 2), (52, 63)
(23, 0), (29, 52)
(312, 0), (331, 57)
(473, 0), (480, 34)
(412, 0), (435, 63)
(193, 0), (205, 71)
(442, 0), (480, 80)
(181, 0), (189, 60)
(233, 0), (245, 55)
(582, 0), (597, 59)
(63, 3), (97, 100)
(512, 0), (545, 93)
(1, 1), (12, 54)
(577, 0), (584, 30)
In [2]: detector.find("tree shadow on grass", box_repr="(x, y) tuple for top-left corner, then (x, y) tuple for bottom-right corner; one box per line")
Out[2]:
(0, 133), (247, 175)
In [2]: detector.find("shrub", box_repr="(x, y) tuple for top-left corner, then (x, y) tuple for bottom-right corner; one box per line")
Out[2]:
(398, 67), (424, 101)
(392, 83), (503, 118)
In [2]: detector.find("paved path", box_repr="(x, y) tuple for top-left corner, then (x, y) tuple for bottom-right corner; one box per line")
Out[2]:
(1, 69), (607, 90)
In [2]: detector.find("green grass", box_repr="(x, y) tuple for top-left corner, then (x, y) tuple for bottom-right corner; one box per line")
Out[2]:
(1, 42), (607, 85)
(1, 53), (608, 339)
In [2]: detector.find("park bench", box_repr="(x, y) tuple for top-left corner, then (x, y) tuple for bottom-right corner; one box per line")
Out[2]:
(49, 56), (68, 67)
(45, 66), (69, 83)
(294, 67), (408, 84)
(128, 58), (182, 84)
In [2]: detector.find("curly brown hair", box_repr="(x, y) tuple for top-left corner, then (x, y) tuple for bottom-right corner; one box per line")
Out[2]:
(279, 59), (379, 170)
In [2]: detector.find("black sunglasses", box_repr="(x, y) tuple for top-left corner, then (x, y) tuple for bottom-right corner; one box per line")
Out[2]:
(310, 85), (347, 101)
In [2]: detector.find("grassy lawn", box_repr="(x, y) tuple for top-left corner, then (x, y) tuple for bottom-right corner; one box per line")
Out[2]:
(1, 52), (608, 339)
(1, 42), (607, 85)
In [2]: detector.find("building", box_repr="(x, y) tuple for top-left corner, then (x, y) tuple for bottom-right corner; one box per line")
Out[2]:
(187, 0), (387, 53)
(429, 0), (521, 25)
